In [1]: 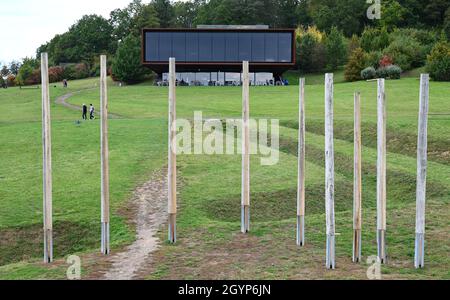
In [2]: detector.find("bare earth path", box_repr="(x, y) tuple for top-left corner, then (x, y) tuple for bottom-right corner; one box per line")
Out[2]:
(56, 89), (167, 280)
(103, 170), (168, 280)
(55, 88), (122, 119)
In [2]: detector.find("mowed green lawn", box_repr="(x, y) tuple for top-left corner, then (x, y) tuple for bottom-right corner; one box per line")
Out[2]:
(0, 74), (449, 279)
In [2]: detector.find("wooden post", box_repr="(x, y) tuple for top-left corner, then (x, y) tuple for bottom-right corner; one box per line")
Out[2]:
(377, 79), (387, 264)
(325, 74), (335, 269)
(241, 61), (250, 234)
(415, 74), (429, 269)
(297, 78), (306, 246)
(168, 57), (177, 243)
(100, 55), (110, 255)
(353, 92), (362, 263)
(41, 53), (53, 263)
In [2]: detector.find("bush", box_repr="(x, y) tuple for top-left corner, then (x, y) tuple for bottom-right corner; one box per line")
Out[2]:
(112, 35), (150, 84)
(384, 35), (426, 71)
(361, 67), (377, 80)
(344, 48), (367, 82)
(74, 63), (89, 79)
(6, 75), (17, 87)
(390, 28), (438, 56)
(365, 51), (383, 69)
(376, 65), (402, 80)
(48, 66), (64, 83)
(361, 27), (390, 52)
(379, 55), (394, 68)
(426, 41), (450, 81)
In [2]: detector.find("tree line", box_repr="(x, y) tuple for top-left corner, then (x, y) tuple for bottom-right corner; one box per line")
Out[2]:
(2, 0), (449, 87)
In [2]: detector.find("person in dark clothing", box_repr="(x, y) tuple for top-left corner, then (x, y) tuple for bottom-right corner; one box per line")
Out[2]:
(82, 104), (88, 120)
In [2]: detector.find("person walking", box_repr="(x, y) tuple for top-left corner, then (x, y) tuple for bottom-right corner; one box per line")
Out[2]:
(90, 104), (95, 120)
(82, 104), (88, 120)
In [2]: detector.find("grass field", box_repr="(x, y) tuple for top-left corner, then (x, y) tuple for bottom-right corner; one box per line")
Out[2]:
(0, 72), (449, 280)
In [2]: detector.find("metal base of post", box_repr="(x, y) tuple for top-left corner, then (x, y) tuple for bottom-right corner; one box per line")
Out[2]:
(377, 229), (387, 264)
(352, 229), (362, 263)
(326, 234), (336, 269)
(169, 214), (177, 244)
(297, 215), (305, 247)
(44, 229), (53, 263)
(241, 206), (250, 233)
(415, 233), (425, 269)
(101, 222), (110, 255)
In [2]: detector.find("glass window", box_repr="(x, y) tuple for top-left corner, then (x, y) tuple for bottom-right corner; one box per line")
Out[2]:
(264, 33), (278, 62)
(278, 33), (292, 62)
(172, 32), (186, 62)
(225, 33), (239, 62)
(159, 32), (172, 62)
(251, 33), (265, 62)
(146, 32), (159, 61)
(186, 32), (199, 62)
(238, 33), (252, 61)
(198, 32), (212, 61)
(212, 33), (226, 61)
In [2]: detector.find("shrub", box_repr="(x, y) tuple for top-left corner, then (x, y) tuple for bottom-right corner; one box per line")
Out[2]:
(7, 75), (17, 87)
(112, 35), (150, 84)
(384, 35), (426, 71)
(390, 28), (439, 56)
(376, 65), (402, 80)
(74, 63), (89, 79)
(361, 67), (377, 80)
(296, 28), (327, 72)
(48, 66), (64, 83)
(426, 41), (450, 81)
(365, 51), (383, 69)
(361, 27), (390, 52)
(344, 48), (367, 82)
(379, 55), (394, 68)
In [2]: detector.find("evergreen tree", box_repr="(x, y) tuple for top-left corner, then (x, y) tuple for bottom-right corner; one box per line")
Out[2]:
(325, 27), (347, 70)
(111, 35), (149, 84)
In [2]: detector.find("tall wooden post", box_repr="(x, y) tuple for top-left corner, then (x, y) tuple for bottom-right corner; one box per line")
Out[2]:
(377, 79), (387, 264)
(168, 57), (177, 243)
(353, 92), (362, 263)
(297, 78), (306, 246)
(41, 53), (53, 263)
(325, 74), (335, 269)
(100, 55), (110, 255)
(415, 74), (429, 269)
(241, 61), (250, 234)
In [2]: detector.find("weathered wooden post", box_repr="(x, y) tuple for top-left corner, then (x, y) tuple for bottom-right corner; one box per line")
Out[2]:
(415, 74), (429, 269)
(325, 73), (335, 269)
(100, 55), (110, 255)
(241, 61), (250, 234)
(297, 78), (306, 246)
(168, 57), (177, 243)
(377, 79), (387, 264)
(41, 53), (53, 263)
(353, 92), (362, 263)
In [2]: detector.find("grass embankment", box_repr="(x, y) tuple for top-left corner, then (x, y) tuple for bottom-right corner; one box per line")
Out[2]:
(0, 75), (449, 279)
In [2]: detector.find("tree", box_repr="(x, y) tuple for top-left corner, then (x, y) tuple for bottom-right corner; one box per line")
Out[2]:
(426, 40), (450, 81)
(9, 61), (21, 76)
(345, 48), (367, 81)
(174, 0), (199, 28)
(112, 35), (150, 84)
(1, 66), (10, 77)
(325, 27), (347, 70)
(153, 0), (175, 28)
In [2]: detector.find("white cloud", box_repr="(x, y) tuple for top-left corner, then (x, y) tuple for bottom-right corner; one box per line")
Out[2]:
(0, 0), (141, 63)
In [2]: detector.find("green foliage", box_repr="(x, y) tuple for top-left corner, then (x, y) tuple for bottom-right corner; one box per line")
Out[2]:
(364, 51), (383, 69)
(16, 58), (39, 86)
(361, 67), (376, 80)
(360, 27), (390, 52)
(153, 0), (175, 28)
(325, 27), (347, 70)
(344, 48), (366, 82)
(383, 35), (426, 70)
(296, 28), (326, 73)
(426, 41), (450, 81)
(376, 65), (402, 79)
(111, 35), (150, 84)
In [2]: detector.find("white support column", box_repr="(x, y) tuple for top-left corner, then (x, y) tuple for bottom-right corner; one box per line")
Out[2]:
(353, 92), (362, 263)
(100, 55), (110, 255)
(415, 74), (429, 269)
(168, 57), (177, 243)
(41, 53), (53, 263)
(297, 78), (306, 247)
(377, 79), (387, 264)
(241, 61), (250, 234)
(325, 74), (335, 269)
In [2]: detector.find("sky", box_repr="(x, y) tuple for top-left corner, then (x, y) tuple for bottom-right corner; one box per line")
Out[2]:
(0, 0), (147, 65)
